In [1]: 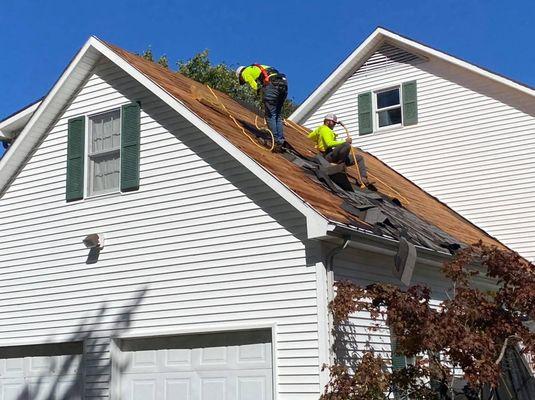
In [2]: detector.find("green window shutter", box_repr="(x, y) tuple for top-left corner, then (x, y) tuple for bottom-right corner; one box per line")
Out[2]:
(358, 91), (373, 135)
(402, 81), (418, 126)
(121, 102), (141, 192)
(66, 117), (85, 202)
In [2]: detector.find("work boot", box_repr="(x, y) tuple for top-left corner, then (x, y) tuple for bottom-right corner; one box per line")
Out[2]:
(272, 143), (284, 153)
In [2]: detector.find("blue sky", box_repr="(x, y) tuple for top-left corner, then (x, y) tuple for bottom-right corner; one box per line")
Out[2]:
(0, 0), (533, 156)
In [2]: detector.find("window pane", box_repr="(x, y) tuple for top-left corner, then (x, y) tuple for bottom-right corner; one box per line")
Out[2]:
(91, 151), (120, 195)
(91, 110), (121, 153)
(378, 107), (402, 127)
(376, 89), (400, 109)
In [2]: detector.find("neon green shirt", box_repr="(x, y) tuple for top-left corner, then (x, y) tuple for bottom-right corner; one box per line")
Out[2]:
(308, 125), (345, 152)
(241, 65), (273, 91)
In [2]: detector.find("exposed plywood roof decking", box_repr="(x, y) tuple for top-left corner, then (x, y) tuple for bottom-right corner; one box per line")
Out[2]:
(104, 42), (503, 250)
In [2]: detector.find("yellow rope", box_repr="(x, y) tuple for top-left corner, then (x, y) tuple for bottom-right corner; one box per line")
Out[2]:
(284, 119), (310, 136)
(339, 122), (409, 204)
(339, 122), (365, 189)
(206, 85), (275, 152)
(368, 172), (410, 205)
(205, 86), (409, 204)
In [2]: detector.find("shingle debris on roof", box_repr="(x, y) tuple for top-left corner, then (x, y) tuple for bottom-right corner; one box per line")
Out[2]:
(103, 40), (505, 252)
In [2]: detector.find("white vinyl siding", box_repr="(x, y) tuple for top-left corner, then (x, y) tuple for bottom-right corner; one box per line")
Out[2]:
(331, 247), (452, 371)
(304, 45), (535, 261)
(0, 60), (321, 399)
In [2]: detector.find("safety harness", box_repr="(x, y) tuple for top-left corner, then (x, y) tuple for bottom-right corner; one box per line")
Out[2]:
(253, 64), (279, 85)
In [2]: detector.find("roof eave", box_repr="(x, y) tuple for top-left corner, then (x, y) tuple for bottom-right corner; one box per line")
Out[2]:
(328, 221), (453, 267)
(0, 100), (42, 140)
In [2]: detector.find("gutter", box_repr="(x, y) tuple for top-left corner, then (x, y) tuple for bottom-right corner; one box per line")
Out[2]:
(325, 222), (453, 268)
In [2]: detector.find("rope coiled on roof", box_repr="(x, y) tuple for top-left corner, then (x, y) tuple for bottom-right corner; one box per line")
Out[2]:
(206, 85), (275, 152)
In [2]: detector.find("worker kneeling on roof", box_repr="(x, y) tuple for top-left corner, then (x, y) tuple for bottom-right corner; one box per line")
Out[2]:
(236, 64), (288, 151)
(308, 114), (354, 165)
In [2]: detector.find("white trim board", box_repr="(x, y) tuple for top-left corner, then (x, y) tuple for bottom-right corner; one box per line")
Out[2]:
(290, 27), (535, 123)
(0, 100), (41, 139)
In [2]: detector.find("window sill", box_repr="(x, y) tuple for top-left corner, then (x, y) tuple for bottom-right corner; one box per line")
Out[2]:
(360, 124), (408, 137)
(83, 190), (123, 202)
(376, 123), (403, 133)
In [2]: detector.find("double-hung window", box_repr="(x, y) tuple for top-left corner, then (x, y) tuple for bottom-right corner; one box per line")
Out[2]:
(65, 102), (140, 202)
(375, 87), (402, 129)
(358, 81), (418, 135)
(88, 109), (121, 196)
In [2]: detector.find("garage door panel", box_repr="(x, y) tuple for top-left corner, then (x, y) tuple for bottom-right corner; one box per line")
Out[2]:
(201, 377), (226, 400)
(131, 379), (157, 400)
(0, 349), (82, 400)
(165, 349), (192, 368)
(200, 347), (228, 366)
(28, 357), (54, 376)
(164, 378), (191, 400)
(55, 378), (82, 400)
(1, 359), (24, 377)
(132, 350), (158, 370)
(119, 330), (273, 400)
(2, 381), (26, 400)
(238, 342), (267, 364)
(238, 376), (267, 400)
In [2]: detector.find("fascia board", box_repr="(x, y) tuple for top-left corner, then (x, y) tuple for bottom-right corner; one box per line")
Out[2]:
(0, 38), (98, 194)
(291, 27), (535, 124)
(0, 101), (41, 138)
(92, 38), (331, 239)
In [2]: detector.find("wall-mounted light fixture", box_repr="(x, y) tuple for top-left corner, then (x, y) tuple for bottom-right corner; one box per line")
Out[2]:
(82, 233), (104, 250)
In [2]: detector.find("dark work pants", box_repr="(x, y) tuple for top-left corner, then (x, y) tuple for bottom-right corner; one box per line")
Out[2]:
(325, 142), (353, 165)
(262, 77), (288, 145)
(325, 143), (368, 181)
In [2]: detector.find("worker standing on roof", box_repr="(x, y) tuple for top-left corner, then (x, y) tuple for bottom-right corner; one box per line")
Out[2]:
(308, 114), (354, 164)
(236, 64), (288, 151)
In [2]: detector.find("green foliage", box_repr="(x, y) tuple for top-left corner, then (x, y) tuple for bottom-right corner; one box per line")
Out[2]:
(139, 47), (168, 69)
(177, 50), (298, 118)
(142, 47), (298, 118)
(141, 47), (154, 62)
(157, 55), (169, 69)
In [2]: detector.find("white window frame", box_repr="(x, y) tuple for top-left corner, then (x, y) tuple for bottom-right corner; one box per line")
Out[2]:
(85, 108), (122, 198)
(373, 85), (403, 131)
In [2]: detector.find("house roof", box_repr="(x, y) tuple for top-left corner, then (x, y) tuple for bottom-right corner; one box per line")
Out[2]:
(290, 27), (535, 123)
(102, 41), (504, 251)
(0, 36), (505, 253)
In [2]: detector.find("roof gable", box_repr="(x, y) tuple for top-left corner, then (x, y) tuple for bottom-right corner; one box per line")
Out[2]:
(291, 27), (535, 123)
(356, 42), (425, 76)
(0, 36), (505, 251)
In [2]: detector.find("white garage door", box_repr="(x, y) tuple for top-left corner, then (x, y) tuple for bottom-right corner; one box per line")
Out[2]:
(0, 343), (83, 400)
(119, 330), (273, 400)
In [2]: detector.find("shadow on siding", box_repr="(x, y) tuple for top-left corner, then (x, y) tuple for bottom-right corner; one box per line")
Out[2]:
(7, 285), (147, 400)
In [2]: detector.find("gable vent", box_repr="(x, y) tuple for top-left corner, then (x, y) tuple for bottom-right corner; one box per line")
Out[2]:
(355, 43), (425, 76)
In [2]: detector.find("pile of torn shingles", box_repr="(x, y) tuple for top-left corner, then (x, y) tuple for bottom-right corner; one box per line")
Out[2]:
(282, 147), (462, 256)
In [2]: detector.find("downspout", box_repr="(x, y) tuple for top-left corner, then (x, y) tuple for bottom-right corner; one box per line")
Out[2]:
(324, 236), (351, 364)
